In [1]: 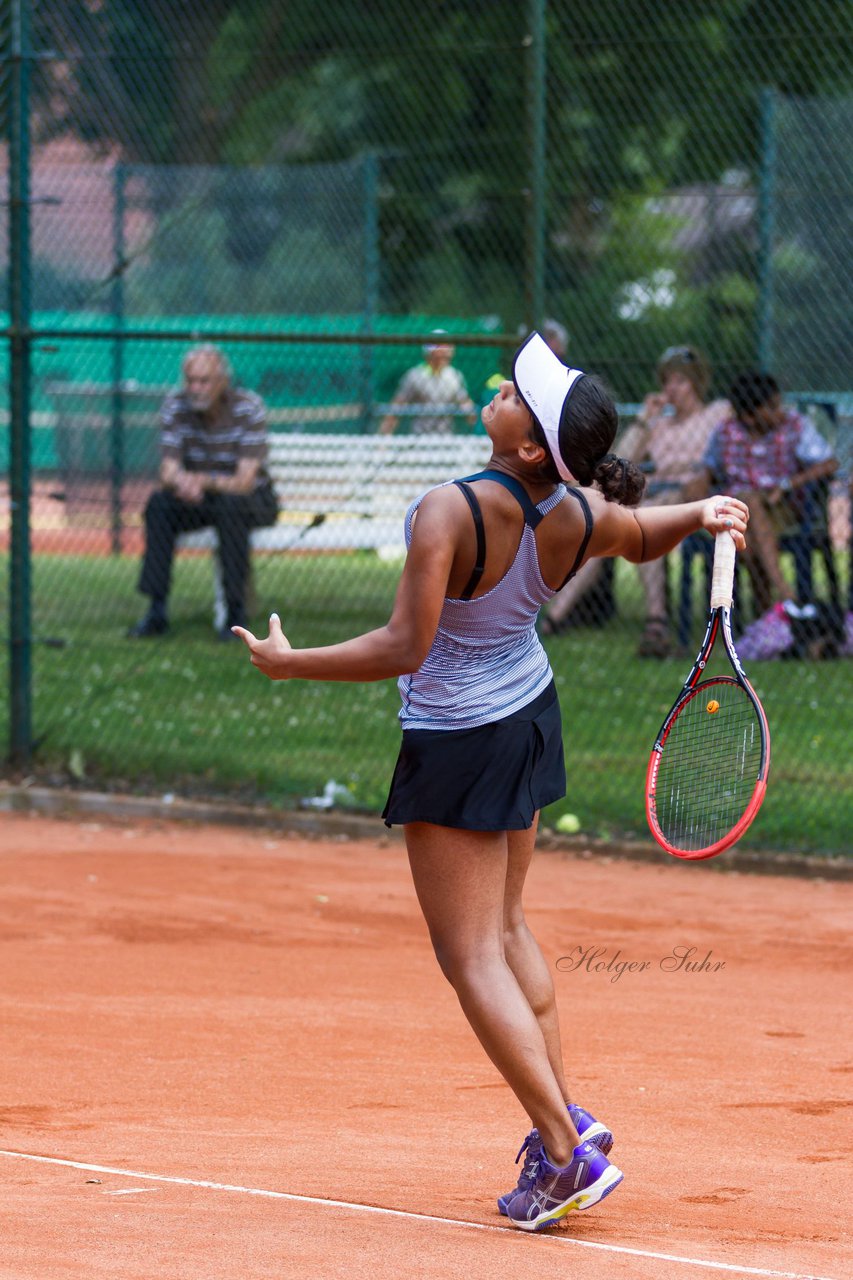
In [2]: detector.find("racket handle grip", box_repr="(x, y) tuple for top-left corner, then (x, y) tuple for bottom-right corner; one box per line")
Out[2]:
(710, 530), (736, 608)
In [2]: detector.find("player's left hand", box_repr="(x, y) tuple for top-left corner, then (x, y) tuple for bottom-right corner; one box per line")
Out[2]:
(701, 495), (749, 550)
(232, 613), (292, 679)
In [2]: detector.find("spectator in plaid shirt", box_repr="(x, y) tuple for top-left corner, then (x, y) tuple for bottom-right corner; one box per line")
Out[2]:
(702, 371), (837, 616)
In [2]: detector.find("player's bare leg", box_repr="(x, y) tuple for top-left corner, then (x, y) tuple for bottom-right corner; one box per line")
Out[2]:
(405, 821), (579, 1165)
(502, 816), (572, 1104)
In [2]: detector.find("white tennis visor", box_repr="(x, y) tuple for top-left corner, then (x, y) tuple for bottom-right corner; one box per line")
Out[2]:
(512, 331), (585, 482)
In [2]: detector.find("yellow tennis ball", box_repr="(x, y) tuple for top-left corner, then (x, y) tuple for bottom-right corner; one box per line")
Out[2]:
(556, 812), (581, 834)
(707, 699), (720, 714)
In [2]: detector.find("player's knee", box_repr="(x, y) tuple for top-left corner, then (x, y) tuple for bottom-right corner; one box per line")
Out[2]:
(428, 931), (469, 986)
(428, 935), (491, 992)
(503, 913), (529, 955)
(430, 943), (456, 987)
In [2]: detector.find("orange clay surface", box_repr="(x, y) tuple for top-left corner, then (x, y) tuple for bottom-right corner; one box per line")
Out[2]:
(1, 811), (851, 1280)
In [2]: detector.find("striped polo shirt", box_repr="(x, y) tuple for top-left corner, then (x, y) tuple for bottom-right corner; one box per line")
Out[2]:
(160, 387), (269, 486)
(397, 480), (570, 730)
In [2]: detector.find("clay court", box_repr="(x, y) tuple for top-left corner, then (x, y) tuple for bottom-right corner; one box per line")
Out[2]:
(1, 810), (850, 1280)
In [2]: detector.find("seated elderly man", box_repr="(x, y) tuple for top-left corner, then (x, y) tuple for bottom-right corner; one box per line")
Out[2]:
(128, 344), (278, 641)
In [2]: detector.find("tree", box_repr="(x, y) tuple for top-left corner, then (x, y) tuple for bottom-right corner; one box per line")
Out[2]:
(18, 0), (853, 388)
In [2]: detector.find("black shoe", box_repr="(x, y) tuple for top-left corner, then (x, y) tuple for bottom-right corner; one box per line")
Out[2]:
(127, 614), (169, 639)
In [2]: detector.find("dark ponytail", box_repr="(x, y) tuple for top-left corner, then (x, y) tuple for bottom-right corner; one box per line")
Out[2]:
(561, 375), (645, 505)
(592, 453), (646, 506)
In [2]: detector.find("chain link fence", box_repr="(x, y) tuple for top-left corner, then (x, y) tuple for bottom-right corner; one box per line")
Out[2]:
(2, 1), (852, 852)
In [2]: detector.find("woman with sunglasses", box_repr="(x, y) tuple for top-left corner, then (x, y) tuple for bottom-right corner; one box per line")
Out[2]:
(625, 344), (729, 656)
(541, 344), (728, 654)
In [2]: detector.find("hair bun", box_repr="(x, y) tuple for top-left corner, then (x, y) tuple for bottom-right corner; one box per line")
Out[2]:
(593, 453), (646, 506)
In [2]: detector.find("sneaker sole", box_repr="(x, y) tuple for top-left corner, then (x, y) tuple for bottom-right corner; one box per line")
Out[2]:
(497, 1127), (614, 1216)
(577, 1122), (613, 1156)
(508, 1164), (624, 1232)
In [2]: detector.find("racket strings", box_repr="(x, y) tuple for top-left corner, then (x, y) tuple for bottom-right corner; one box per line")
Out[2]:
(654, 681), (763, 852)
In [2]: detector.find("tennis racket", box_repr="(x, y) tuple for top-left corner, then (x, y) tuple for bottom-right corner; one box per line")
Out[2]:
(646, 530), (770, 860)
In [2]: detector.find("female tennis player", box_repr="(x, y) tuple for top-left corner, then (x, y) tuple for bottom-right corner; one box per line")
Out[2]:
(233, 332), (749, 1232)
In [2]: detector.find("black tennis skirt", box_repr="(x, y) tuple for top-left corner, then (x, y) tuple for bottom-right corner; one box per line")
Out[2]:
(382, 681), (566, 831)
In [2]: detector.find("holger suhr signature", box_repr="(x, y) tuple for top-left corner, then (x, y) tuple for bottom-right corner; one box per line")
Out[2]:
(556, 945), (725, 983)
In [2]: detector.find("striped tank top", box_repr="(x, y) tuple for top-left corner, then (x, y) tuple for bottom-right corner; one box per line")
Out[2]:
(397, 469), (593, 730)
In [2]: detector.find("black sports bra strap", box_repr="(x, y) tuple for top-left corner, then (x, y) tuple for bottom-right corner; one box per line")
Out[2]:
(558, 486), (595, 588)
(453, 480), (487, 599)
(456, 469), (543, 528)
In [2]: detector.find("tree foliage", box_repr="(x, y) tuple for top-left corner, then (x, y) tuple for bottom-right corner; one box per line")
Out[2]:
(19, 0), (853, 392)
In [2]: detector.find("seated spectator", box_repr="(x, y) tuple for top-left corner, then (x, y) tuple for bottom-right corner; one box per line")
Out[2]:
(542, 344), (726, 653)
(379, 331), (476, 435)
(702, 371), (838, 619)
(128, 345), (278, 642)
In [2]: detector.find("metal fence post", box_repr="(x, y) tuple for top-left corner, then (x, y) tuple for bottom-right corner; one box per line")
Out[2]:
(8, 0), (33, 766)
(110, 161), (126, 554)
(361, 151), (379, 433)
(524, 0), (546, 333)
(757, 86), (777, 371)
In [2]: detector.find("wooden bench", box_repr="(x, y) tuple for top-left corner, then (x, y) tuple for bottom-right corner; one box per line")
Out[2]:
(175, 432), (492, 626)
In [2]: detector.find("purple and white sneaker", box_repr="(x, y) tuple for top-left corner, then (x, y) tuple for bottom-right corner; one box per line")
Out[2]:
(496, 1129), (543, 1217)
(496, 1105), (614, 1216)
(506, 1140), (623, 1231)
(568, 1103), (613, 1157)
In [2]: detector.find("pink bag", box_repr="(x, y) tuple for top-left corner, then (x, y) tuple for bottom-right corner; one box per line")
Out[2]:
(736, 603), (794, 661)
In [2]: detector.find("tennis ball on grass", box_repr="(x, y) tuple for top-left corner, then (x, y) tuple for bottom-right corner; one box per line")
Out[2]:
(556, 812), (581, 834)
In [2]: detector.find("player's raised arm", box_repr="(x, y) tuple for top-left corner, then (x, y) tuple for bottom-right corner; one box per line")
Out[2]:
(232, 485), (463, 682)
(589, 491), (749, 564)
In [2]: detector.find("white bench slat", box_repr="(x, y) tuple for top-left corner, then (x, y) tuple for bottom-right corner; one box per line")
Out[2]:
(176, 432), (491, 626)
(178, 433), (490, 552)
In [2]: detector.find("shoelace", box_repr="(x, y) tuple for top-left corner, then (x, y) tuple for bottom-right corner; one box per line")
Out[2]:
(514, 1129), (543, 1189)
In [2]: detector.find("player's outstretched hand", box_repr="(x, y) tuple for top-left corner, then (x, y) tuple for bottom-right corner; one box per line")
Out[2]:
(232, 612), (292, 680)
(701, 495), (749, 551)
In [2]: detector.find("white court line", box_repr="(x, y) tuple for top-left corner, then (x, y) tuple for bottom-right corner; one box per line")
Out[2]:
(0, 1149), (837, 1280)
(104, 1187), (160, 1196)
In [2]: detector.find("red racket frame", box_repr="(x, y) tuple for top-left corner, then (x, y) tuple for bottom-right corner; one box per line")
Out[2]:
(646, 604), (770, 860)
